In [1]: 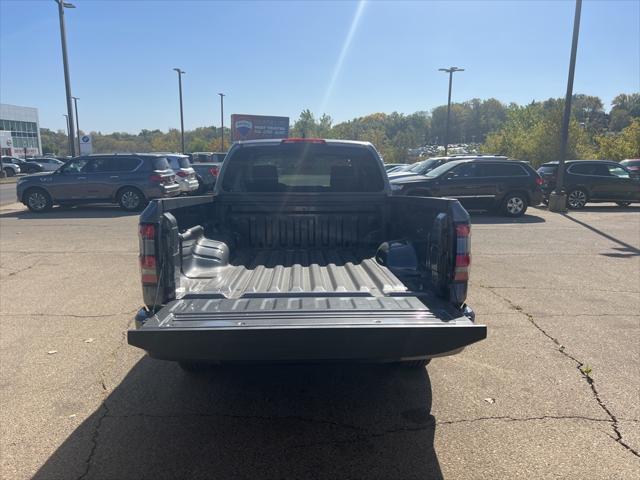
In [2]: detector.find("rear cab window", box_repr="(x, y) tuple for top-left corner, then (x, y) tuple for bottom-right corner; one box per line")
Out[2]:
(221, 143), (385, 193)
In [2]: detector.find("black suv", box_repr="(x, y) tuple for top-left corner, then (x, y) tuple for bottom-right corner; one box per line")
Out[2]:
(537, 160), (640, 209)
(390, 158), (543, 217)
(17, 153), (181, 212)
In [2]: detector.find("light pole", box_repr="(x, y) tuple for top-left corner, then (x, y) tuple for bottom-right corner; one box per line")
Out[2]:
(72, 96), (80, 154)
(63, 114), (72, 156)
(438, 66), (464, 155)
(218, 93), (225, 150)
(173, 68), (186, 153)
(55, 0), (76, 157)
(549, 0), (582, 212)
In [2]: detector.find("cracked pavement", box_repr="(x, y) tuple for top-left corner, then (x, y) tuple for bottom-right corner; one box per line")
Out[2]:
(1, 203), (639, 479)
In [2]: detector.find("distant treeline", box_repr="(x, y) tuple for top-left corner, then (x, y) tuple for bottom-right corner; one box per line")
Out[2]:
(41, 93), (639, 165)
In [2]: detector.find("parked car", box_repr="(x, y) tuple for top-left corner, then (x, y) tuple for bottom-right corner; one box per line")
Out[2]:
(191, 151), (227, 163)
(620, 159), (640, 174)
(17, 153), (181, 212)
(128, 138), (485, 376)
(9, 157), (45, 174)
(390, 158), (543, 217)
(537, 160), (640, 208)
(164, 154), (199, 194)
(191, 162), (221, 194)
(29, 157), (65, 172)
(387, 164), (411, 173)
(388, 155), (507, 180)
(0, 157), (21, 177)
(384, 163), (408, 172)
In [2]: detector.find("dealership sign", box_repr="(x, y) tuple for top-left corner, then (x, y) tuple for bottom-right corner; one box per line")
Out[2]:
(231, 114), (289, 141)
(79, 134), (93, 155)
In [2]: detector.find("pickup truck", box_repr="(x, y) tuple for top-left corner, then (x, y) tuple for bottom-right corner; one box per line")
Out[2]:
(128, 139), (486, 371)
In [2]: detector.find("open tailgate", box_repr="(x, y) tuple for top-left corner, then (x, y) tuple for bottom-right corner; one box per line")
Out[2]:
(128, 294), (486, 363)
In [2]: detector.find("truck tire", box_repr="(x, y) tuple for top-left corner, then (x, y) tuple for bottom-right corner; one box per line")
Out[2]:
(24, 188), (53, 212)
(117, 187), (145, 211)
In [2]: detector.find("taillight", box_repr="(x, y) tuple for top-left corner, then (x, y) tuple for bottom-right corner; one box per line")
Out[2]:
(535, 176), (544, 186)
(149, 174), (162, 183)
(139, 224), (155, 240)
(454, 223), (471, 282)
(139, 223), (157, 285)
(176, 171), (188, 177)
(209, 165), (220, 176)
(140, 255), (157, 284)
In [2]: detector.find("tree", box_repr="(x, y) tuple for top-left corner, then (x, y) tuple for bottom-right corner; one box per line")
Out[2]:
(596, 119), (640, 160)
(609, 93), (640, 131)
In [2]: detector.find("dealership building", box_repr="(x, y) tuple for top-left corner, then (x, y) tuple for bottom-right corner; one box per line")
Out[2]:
(0, 103), (42, 158)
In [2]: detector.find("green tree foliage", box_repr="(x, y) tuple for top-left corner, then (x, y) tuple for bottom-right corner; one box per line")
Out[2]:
(609, 93), (640, 131)
(595, 119), (640, 160)
(37, 91), (638, 164)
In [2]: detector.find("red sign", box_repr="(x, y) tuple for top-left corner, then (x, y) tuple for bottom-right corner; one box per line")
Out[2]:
(231, 114), (289, 141)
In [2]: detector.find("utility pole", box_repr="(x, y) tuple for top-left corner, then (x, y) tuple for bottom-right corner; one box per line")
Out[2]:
(72, 96), (80, 154)
(56, 0), (76, 157)
(63, 114), (72, 156)
(549, 0), (582, 212)
(173, 68), (186, 153)
(438, 66), (464, 155)
(218, 93), (225, 150)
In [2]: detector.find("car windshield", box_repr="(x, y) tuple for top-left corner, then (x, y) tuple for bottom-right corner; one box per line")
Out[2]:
(424, 161), (461, 177)
(538, 165), (558, 174)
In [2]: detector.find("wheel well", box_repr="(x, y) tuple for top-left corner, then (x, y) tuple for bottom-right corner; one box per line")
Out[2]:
(115, 185), (145, 202)
(22, 186), (50, 203)
(568, 186), (590, 199)
(503, 190), (530, 203)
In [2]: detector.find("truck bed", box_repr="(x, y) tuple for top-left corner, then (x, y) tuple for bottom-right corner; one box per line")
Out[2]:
(182, 248), (409, 298)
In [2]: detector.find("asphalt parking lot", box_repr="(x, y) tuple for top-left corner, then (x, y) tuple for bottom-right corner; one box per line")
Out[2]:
(0, 200), (638, 479)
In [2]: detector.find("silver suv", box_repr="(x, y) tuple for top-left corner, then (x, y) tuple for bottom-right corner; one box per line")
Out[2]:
(16, 154), (181, 212)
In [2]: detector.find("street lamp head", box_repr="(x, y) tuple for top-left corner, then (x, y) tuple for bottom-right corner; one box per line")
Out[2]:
(439, 66), (465, 73)
(72, 96), (79, 100)
(62, 2), (76, 8)
(173, 68), (185, 74)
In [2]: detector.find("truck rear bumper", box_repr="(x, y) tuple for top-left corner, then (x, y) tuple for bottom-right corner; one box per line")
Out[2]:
(128, 301), (486, 363)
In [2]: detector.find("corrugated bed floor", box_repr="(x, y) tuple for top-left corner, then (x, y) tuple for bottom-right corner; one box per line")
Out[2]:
(185, 249), (408, 298)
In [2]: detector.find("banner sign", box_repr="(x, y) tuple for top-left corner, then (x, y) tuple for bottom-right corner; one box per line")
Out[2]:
(79, 134), (93, 155)
(231, 114), (289, 141)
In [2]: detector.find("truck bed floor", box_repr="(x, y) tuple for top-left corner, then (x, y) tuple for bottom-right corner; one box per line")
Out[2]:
(183, 249), (410, 298)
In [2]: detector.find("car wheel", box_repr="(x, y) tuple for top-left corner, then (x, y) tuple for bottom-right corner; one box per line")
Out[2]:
(567, 189), (588, 209)
(117, 187), (144, 211)
(24, 188), (52, 213)
(616, 202), (631, 207)
(3, 167), (15, 177)
(503, 193), (528, 217)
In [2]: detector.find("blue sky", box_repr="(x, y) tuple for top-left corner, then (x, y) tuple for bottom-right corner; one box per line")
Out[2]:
(0, 0), (638, 133)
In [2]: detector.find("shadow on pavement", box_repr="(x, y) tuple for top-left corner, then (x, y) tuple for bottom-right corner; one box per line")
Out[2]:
(562, 213), (640, 257)
(0, 204), (139, 219)
(469, 211), (546, 224)
(577, 205), (640, 213)
(33, 358), (442, 480)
